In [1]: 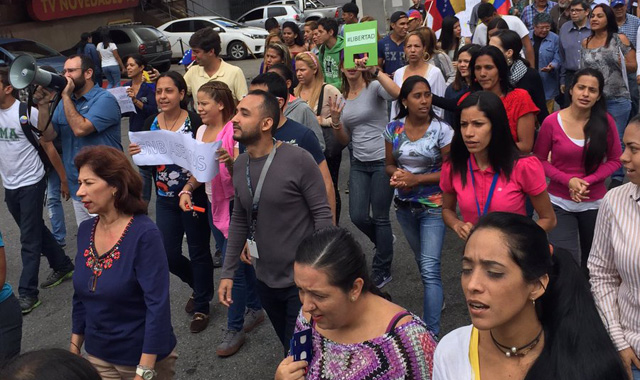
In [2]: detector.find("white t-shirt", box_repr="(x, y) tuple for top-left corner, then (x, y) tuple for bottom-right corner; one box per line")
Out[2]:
(391, 64), (446, 120)
(0, 101), (45, 189)
(472, 15), (530, 46)
(433, 325), (475, 379)
(96, 42), (119, 67)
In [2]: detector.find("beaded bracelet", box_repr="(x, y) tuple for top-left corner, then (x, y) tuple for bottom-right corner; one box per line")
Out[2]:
(178, 190), (192, 197)
(185, 182), (195, 189)
(330, 120), (341, 130)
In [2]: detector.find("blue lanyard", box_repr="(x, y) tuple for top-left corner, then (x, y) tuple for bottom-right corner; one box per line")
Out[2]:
(468, 158), (499, 217)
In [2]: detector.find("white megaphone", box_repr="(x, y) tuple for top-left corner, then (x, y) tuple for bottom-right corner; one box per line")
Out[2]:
(9, 54), (67, 91)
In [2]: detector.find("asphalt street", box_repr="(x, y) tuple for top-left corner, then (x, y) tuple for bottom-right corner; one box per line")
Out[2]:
(0, 58), (470, 379)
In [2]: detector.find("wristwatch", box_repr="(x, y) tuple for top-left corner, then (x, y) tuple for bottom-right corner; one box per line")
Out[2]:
(373, 68), (380, 77)
(136, 365), (156, 380)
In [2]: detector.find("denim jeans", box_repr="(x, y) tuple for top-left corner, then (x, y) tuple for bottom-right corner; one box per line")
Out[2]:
(547, 205), (598, 277)
(349, 159), (395, 275)
(628, 72), (639, 119)
(102, 65), (121, 88)
(207, 200), (262, 331)
(46, 169), (67, 245)
(395, 202), (445, 336)
(255, 280), (301, 354)
(156, 190), (213, 314)
(607, 97), (632, 181)
(0, 294), (22, 362)
(633, 365), (640, 380)
(4, 177), (74, 298)
(138, 166), (154, 203)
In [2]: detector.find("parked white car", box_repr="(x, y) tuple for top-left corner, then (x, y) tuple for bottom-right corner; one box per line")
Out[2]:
(237, 4), (304, 29)
(158, 17), (268, 60)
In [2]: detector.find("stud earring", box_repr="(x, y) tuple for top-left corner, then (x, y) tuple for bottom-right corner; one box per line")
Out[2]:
(531, 298), (536, 307)
(350, 296), (356, 302)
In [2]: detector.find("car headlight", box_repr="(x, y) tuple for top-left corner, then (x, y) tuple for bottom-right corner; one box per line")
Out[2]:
(243, 33), (266, 39)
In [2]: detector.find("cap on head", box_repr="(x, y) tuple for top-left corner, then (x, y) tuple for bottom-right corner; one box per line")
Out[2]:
(610, 0), (626, 7)
(390, 11), (408, 23)
(407, 9), (422, 21)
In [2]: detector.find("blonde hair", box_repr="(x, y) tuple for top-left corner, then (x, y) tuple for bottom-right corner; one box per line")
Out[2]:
(293, 51), (325, 111)
(265, 31), (283, 47)
(264, 42), (292, 71)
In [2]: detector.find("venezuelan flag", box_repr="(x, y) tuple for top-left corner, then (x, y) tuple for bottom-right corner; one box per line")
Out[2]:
(492, 0), (511, 14)
(426, 0), (467, 30)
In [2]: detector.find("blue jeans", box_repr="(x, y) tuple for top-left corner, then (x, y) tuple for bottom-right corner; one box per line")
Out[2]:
(155, 190), (213, 314)
(632, 365), (640, 380)
(607, 97), (632, 181)
(208, 199), (262, 331)
(395, 202), (445, 336)
(103, 65), (121, 88)
(46, 169), (67, 245)
(0, 294), (22, 362)
(138, 166), (154, 203)
(349, 159), (395, 275)
(4, 177), (73, 298)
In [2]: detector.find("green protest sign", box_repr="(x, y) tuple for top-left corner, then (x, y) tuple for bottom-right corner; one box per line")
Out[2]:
(343, 21), (378, 69)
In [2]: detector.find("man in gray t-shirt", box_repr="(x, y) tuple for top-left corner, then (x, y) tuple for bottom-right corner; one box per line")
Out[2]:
(219, 90), (333, 354)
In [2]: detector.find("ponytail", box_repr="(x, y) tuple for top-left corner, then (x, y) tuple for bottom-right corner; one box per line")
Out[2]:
(525, 248), (627, 380)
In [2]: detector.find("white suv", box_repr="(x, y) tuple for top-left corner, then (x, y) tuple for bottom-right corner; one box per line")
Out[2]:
(158, 17), (268, 60)
(237, 4), (304, 29)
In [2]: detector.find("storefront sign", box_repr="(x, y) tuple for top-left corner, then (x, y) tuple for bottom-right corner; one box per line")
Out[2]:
(28, 0), (140, 21)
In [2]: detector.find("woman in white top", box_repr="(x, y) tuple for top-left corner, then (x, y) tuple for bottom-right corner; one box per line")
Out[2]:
(392, 30), (446, 120)
(434, 212), (626, 380)
(96, 30), (125, 88)
(419, 26), (456, 86)
(294, 51), (345, 223)
(589, 115), (640, 380)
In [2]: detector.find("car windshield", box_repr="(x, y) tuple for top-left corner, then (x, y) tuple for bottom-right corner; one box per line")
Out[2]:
(135, 27), (166, 41)
(1, 40), (60, 59)
(211, 18), (246, 29)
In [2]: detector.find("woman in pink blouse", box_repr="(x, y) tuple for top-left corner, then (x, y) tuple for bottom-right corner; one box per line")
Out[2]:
(533, 68), (621, 272)
(441, 91), (556, 240)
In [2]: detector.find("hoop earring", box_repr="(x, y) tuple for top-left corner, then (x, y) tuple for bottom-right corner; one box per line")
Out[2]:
(424, 52), (431, 61)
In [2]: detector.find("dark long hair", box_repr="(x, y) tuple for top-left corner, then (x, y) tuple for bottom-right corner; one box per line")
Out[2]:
(438, 16), (460, 54)
(394, 75), (436, 120)
(469, 45), (512, 95)
(569, 68), (609, 174)
(468, 213), (627, 380)
(587, 4), (618, 47)
(486, 17), (508, 43)
(76, 32), (91, 55)
(296, 227), (389, 299)
(0, 348), (101, 380)
(282, 21), (305, 47)
(157, 71), (188, 110)
(99, 29), (112, 49)
(452, 44), (480, 92)
(450, 91), (520, 186)
(492, 29), (530, 67)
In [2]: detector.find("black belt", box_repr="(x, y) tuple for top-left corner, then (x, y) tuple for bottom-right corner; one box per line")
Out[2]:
(394, 197), (429, 210)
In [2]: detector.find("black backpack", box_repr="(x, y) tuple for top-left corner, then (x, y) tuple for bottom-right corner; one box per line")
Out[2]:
(18, 102), (53, 172)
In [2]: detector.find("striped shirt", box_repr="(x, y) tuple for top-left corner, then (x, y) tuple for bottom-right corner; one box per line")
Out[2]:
(588, 182), (640, 352)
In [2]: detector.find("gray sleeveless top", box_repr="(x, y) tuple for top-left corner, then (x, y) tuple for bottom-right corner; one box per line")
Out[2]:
(580, 33), (631, 99)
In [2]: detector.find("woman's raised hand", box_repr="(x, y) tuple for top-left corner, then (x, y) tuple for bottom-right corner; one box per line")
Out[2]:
(128, 142), (141, 156)
(328, 94), (345, 125)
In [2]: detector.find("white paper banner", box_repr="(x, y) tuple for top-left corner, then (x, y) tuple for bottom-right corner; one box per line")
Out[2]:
(128, 130), (222, 183)
(107, 87), (136, 114)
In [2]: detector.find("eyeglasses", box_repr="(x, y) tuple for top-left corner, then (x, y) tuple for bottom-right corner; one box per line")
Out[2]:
(61, 68), (83, 74)
(569, 8), (586, 12)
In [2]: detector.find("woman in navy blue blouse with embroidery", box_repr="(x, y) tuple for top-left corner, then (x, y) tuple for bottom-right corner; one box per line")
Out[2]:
(70, 146), (177, 380)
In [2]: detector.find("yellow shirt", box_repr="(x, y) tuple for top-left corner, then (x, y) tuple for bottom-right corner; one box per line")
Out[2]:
(469, 327), (481, 380)
(183, 59), (248, 105)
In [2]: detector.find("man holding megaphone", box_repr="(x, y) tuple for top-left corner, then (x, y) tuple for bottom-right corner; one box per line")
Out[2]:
(35, 54), (122, 226)
(0, 66), (75, 314)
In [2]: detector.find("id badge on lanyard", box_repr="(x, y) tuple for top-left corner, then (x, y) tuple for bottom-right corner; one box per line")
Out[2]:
(246, 142), (277, 258)
(468, 158), (499, 218)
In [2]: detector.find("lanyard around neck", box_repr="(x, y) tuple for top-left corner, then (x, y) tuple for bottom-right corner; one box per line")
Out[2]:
(246, 141), (277, 236)
(468, 158), (499, 218)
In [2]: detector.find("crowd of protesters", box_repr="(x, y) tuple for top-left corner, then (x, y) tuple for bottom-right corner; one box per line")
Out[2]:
(2, 0), (640, 379)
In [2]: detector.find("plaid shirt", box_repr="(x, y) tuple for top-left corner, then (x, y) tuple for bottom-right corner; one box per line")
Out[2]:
(618, 13), (640, 48)
(521, 1), (557, 31)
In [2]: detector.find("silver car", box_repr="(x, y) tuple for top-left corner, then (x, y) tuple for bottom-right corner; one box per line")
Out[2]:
(237, 4), (304, 29)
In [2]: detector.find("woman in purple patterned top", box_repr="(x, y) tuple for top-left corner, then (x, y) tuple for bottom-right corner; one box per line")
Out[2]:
(275, 227), (437, 380)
